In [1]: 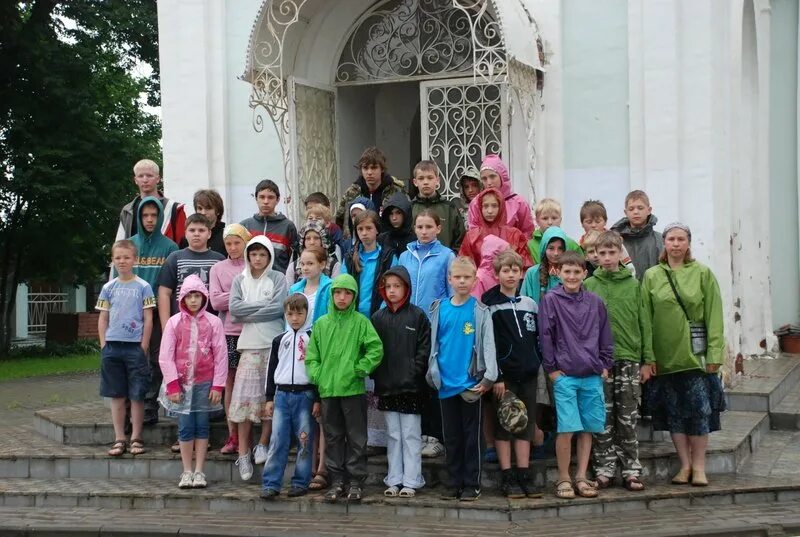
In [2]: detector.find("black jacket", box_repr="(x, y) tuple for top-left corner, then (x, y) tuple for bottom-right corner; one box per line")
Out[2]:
(378, 192), (415, 254)
(343, 243), (396, 316)
(481, 285), (541, 382)
(370, 266), (431, 396)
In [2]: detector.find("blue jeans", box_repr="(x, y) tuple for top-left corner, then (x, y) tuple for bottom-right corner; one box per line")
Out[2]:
(261, 390), (316, 491)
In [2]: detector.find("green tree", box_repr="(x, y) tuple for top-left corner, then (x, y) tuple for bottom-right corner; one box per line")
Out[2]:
(0, 1), (161, 355)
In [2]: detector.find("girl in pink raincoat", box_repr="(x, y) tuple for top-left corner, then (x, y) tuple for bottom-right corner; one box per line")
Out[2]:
(467, 154), (535, 238)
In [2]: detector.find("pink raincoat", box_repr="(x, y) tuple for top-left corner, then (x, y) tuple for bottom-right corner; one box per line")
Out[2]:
(471, 235), (511, 299)
(467, 154), (535, 238)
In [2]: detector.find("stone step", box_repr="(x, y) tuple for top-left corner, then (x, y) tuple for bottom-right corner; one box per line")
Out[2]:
(770, 383), (800, 430)
(1, 474), (799, 522)
(725, 354), (800, 413)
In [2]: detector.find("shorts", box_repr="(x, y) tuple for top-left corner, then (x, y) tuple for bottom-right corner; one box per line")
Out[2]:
(225, 335), (241, 369)
(553, 374), (605, 433)
(494, 377), (537, 441)
(99, 341), (150, 401)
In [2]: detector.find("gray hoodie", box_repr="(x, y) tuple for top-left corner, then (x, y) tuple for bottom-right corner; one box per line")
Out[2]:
(611, 215), (663, 282)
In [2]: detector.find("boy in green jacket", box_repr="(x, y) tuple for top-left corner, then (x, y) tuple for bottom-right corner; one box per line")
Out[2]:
(584, 231), (654, 492)
(305, 274), (384, 503)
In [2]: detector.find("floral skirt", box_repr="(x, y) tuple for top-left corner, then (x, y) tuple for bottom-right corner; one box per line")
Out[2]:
(228, 349), (268, 423)
(647, 370), (726, 436)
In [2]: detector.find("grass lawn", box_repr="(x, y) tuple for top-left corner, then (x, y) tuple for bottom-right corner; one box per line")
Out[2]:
(0, 353), (100, 381)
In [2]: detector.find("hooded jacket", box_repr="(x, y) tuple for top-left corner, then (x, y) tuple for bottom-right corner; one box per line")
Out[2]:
(458, 188), (533, 269)
(304, 274), (384, 398)
(342, 243), (396, 317)
(481, 285), (541, 382)
(466, 155), (535, 238)
(345, 196), (377, 240)
(527, 228), (581, 265)
(128, 196), (178, 292)
(584, 266), (655, 364)
(239, 212), (299, 274)
(611, 215), (664, 282)
(265, 326), (316, 400)
(116, 193), (186, 245)
(289, 274), (332, 325)
(411, 192), (465, 250)
(398, 239), (455, 317)
(159, 274), (228, 397)
(471, 235), (510, 299)
(370, 267), (431, 396)
(521, 226), (568, 303)
(538, 285), (615, 377)
(229, 236), (290, 350)
(378, 192), (415, 255)
(641, 261), (724, 374)
(336, 172), (407, 230)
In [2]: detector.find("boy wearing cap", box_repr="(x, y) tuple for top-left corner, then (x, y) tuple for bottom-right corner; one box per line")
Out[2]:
(481, 250), (542, 498)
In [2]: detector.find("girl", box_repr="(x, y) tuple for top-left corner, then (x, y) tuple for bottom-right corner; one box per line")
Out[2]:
(286, 221), (341, 286)
(341, 210), (395, 317)
(398, 210), (454, 317)
(466, 155), (535, 238)
(521, 226), (568, 303)
(209, 223), (252, 455)
(471, 234), (511, 299)
(159, 274), (227, 489)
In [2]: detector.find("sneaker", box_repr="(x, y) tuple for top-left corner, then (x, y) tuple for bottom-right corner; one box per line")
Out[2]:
(260, 488), (280, 500)
(192, 471), (207, 488)
(421, 436), (445, 458)
(236, 454), (253, 481)
(220, 436), (239, 455)
(178, 471), (193, 489)
(484, 446), (498, 463)
(440, 487), (461, 500)
(459, 488), (481, 502)
(500, 469), (525, 499)
(253, 443), (269, 465)
(287, 486), (307, 498)
(517, 468), (543, 498)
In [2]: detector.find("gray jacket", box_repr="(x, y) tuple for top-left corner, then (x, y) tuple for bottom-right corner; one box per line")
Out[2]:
(611, 215), (664, 282)
(229, 269), (288, 350)
(426, 298), (498, 391)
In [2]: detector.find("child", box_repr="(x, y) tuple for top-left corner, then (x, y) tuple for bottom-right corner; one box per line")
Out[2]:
(455, 167), (481, 226)
(527, 198), (581, 264)
(578, 199), (635, 278)
(159, 274), (227, 488)
(471, 235), (510, 299)
(467, 155), (534, 238)
(459, 188), (532, 270)
(584, 231), (653, 491)
(378, 192), (415, 256)
(288, 246), (332, 327)
(398, 210), (455, 316)
(371, 267), (432, 497)
(341, 210), (396, 317)
(582, 230), (602, 277)
(345, 196), (375, 243)
(521, 226), (569, 303)
(261, 294), (320, 499)
(96, 239), (155, 457)
(538, 251), (614, 499)
(305, 204), (344, 263)
(305, 192), (347, 258)
(209, 223), (253, 455)
(305, 274), (384, 503)
(481, 250), (542, 498)
(285, 220), (341, 286)
(611, 190), (663, 282)
(179, 189), (227, 256)
(240, 179), (299, 274)
(228, 236), (289, 480)
(427, 257), (498, 501)
(410, 160), (465, 250)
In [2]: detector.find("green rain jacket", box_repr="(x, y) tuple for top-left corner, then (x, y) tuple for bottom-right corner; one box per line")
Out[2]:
(305, 274), (384, 397)
(584, 266), (655, 364)
(641, 261), (725, 374)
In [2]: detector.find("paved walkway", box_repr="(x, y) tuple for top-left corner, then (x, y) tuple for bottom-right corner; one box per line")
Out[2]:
(0, 372), (98, 426)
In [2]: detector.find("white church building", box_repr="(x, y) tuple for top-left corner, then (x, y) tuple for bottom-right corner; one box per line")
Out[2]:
(155, 0), (800, 364)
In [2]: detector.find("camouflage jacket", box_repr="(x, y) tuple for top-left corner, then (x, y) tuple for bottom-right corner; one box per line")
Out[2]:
(335, 174), (407, 233)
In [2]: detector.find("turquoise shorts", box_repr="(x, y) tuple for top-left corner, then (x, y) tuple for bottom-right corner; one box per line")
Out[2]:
(553, 374), (605, 433)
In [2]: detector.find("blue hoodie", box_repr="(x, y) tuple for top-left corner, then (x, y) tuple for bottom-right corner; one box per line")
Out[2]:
(398, 239), (455, 318)
(126, 196), (178, 292)
(521, 226), (568, 303)
(289, 274), (332, 326)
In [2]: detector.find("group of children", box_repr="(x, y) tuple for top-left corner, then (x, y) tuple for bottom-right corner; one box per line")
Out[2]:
(98, 148), (665, 502)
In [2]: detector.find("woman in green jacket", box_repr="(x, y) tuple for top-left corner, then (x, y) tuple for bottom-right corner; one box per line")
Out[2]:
(641, 223), (725, 488)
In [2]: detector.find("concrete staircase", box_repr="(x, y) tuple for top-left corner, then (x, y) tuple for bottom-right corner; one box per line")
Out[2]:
(725, 353), (800, 430)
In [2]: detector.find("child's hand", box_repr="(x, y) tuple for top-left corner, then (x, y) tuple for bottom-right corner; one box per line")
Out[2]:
(640, 364), (655, 383)
(601, 369), (609, 380)
(549, 370), (563, 382)
(312, 402), (321, 418)
(264, 401), (274, 419)
(492, 381), (506, 399)
(168, 392), (182, 404)
(140, 344), (149, 357)
(470, 383), (488, 395)
(208, 390), (221, 405)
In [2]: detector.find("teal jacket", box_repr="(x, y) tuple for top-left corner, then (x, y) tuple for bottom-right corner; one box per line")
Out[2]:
(521, 226), (568, 303)
(126, 196), (178, 291)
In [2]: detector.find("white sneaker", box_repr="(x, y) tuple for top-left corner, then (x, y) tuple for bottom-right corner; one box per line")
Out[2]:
(178, 471), (193, 489)
(421, 436), (445, 458)
(192, 471), (207, 488)
(253, 443), (269, 465)
(236, 455), (253, 481)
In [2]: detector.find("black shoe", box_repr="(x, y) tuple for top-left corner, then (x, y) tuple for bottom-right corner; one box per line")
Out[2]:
(501, 469), (525, 499)
(324, 482), (345, 503)
(459, 488), (481, 502)
(287, 486), (307, 498)
(346, 485), (363, 502)
(517, 468), (543, 499)
(260, 489), (280, 500)
(440, 487), (461, 500)
(143, 411), (159, 426)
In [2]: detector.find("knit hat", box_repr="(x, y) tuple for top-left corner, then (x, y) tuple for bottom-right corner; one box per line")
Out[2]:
(663, 222), (692, 242)
(350, 202), (367, 214)
(223, 223), (252, 243)
(497, 390), (528, 434)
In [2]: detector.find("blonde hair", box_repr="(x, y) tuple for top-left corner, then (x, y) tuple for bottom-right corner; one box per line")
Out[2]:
(112, 239), (137, 256)
(582, 230), (602, 250)
(535, 198), (562, 217)
(133, 159), (160, 176)
(625, 190), (651, 207)
(306, 204), (332, 225)
(448, 256), (477, 276)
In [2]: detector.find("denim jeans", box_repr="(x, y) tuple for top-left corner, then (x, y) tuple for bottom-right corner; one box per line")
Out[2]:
(261, 390), (316, 491)
(383, 411), (425, 489)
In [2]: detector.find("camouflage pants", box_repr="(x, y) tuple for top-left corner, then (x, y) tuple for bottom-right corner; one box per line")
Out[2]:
(592, 361), (642, 479)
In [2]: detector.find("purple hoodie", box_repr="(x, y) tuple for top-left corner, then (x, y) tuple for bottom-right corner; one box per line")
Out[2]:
(538, 285), (614, 376)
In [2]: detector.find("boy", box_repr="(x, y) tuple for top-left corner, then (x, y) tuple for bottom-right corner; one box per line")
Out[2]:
(427, 257), (497, 501)
(454, 167), (481, 225)
(96, 240), (156, 457)
(611, 190), (663, 282)
(581, 230), (601, 277)
(116, 159), (186, 245)
(584, 231), (653, 491)
(481, 250), (542, 499)
(379, 192), (415, 255)
(336, 147), (407, 230)
(305, 192), (347, 257)
(538, 251), (614, 499)
(578, 200), (635, 277)
(240, 179), (299, 274)
(305, 274), (384, 503)
(261, 294), (319, 499)
(411, 160), (464, 250)
(179, 190), (227, 256)
(527, 198), (581, 264)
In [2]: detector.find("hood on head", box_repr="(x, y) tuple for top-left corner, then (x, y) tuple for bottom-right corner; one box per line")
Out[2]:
(480, 235), (510, 269)
(459, 169), (481, 200)
(480, 154), (511, 197)
(380, 192), (412, 235)
(474, 188), (507, 228)
(539, 226), (568, 262)
(347, 196), (376, 235)
(244, 235), (275, 276)
(299, 219), (332, 253)
(178, 274), (208, 314)
(329, 273), (359, 315)
(378, 265), (412, 311)
(136, 196), (165, 238)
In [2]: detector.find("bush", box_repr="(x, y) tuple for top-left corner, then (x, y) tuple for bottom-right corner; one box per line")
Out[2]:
(4, 339), (100, 360)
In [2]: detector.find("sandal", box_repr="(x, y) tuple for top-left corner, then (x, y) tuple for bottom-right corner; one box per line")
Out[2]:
(671, 468), (692, 485)
(398, 487), (416, 497)
(574, 478), (599, 498)
(384, 485), (400, 497)
(555, 479), (575, 499)
(623, 476), (645, 491)
(309, 473), (329, 491)
(170, 440), (181, 453)
(691, 470), (708, 487)
(108, 440), (126, 457)
(323, 482), (345, 503)
(129, 439), (146, 455)
(346, 485), (363, 502)
(594, 476), (612, 489)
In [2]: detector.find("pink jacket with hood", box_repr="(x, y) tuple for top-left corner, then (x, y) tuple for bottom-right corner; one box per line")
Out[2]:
(159, 274), (228, 396)
(467, 154), (535, 238)
(471, 235), (511, 299)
